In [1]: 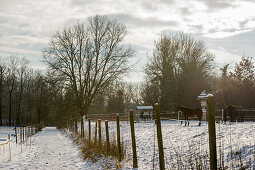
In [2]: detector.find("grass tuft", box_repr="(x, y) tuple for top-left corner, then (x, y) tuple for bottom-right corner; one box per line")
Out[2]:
(80, 134), (126, 163)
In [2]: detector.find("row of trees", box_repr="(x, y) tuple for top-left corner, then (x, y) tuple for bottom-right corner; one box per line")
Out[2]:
(142, 33), (255, 111)
(0, 15), (138, 126)
(0, 57), (140, 126)
(215, 56), (255, 108)
(0, 56), (47, 126)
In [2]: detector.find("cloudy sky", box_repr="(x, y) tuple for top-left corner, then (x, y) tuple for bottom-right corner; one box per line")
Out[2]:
(1, 0), (255, 82)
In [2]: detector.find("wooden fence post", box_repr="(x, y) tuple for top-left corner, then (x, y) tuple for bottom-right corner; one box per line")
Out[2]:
(94, 121), (97, 145)
(25, 126), (27, 140)
(98, 119), (101, 147)
(88, 118), (91, 144)
(116, 114), (121, 161)
(69, 120), (71, 132)
(22, 127), (25, 142)
(8, 134), (11, 161)
(207, 94), (217, 170)
(81, 117), (84, 138)
(75, 119), (78, 134)
(30, 126), (32, 147)
(130, 110), (138, 168)
(20, 127), (22, 142)
(27, 126), (29, 137)
(105, 120), (109, 152)
(15, 126), (17, 144)
(20, 127), (22, 152)
(155, 103), (165, 170)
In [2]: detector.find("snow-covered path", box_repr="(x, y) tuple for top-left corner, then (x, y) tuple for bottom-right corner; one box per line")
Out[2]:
(0, 127), (86, 169)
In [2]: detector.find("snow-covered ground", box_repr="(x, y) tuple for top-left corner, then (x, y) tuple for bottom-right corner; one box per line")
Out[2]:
(122, 121), (255, 169)
(83, 120), (255, 169)
(1, 121), (255, 169)
(0, 127), (107, 169)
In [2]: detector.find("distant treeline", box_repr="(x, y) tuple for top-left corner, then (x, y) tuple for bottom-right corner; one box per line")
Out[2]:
(142, 33), (255, 111)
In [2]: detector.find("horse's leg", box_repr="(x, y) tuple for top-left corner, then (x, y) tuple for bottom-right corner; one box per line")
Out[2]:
(198, 118), (201, 126)
(187, 117), (189, 126)
(198, 114), (201, 126)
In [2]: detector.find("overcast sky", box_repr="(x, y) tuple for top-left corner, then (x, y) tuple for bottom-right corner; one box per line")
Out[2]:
(1, 0), (255, 82)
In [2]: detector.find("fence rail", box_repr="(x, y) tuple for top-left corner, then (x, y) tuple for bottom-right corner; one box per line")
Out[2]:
(0, 139), (9, 146)
(85, 108), (255, 122)
(215, 108), (255, 121)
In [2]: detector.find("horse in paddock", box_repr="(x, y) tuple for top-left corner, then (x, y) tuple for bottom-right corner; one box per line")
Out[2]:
(223, 105), (236, 122)
(175, 106), (202, 126)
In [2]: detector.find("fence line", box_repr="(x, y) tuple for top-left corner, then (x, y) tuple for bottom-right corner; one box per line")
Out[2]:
(58, 100), (255, 169)
(0, 124), (42, 163)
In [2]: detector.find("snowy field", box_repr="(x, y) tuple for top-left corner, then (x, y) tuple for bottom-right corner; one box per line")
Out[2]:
(84, 120), (255, 169)
(125, 121), (255, 169)
(1, 121), (255, 169)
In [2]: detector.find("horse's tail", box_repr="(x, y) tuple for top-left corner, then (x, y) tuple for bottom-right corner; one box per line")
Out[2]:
(198, 109), (202, 121)
(193, 109), (202, 121)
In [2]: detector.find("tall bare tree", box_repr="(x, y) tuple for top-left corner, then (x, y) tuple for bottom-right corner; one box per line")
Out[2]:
(0, 57), (6, 125)
(6, 56), (18, 126)
(43, 15), (134, 117)
(146, 35), (178, 110)
(145, 33), (214, 110)
(176, 34), (214, 107)
(16, 58), (29, 125)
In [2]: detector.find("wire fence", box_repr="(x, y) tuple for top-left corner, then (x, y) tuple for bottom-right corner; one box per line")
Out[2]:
(57, 104), (255, 169)
(0, 124), (42, 163)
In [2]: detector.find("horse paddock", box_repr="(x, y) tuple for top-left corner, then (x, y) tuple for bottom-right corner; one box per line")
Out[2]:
(108, 120), (255, 169)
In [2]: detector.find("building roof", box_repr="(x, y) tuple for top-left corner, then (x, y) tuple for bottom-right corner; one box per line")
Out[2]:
(136, 106), (153, 110)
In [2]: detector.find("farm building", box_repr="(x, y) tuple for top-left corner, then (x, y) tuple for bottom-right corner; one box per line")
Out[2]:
(135, 106), (153, 121)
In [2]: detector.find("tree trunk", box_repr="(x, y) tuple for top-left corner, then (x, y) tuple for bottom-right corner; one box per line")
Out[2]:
(0, 98), (2, 126)
(37, 106), (41, 123)
(9, 92), (12, 126)
(16, 86), (23, 126)
(0, 80), (2, 126)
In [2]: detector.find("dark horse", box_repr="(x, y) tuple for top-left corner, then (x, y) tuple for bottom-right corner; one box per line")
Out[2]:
(175, 106), (202, 126)
(223, 105), (236, 122)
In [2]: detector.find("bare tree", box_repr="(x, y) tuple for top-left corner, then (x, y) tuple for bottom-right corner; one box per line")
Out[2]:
(6, 56), (18, 126)
(0, 57), (6, 125)
(34, 72), (46, 123)
(16, 58), (29, 125)
(176, 33), (214, 107)
(145, 33), (214, 110)
(43, 15), (134, 117)
(146, 35), (178, 110)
